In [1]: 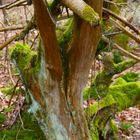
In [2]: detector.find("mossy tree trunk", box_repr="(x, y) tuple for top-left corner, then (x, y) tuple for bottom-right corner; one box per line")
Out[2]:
(12, 0), (103, 139)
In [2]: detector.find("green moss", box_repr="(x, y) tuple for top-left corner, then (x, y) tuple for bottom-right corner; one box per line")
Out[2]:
(109, 82), (140, 110)
(122, 72), (139, 82)
(0, 113), (6, 124)
(85, 95), (115, 117)
(11, 42), (40, 83)
(114, 59), (136, 73)
(90, 124), (99, 140)
(0, 109), (46, 140)
(111, 77), (127, 86)
(0, 86), (22, 95)
(11, 43), (36, 73)
(84, 71), (113, 99)
(0, 87), (14, 95)
(85, 81), (140, 117)
(82, 5), (99, 25)
(11, 43), (31, 69)
(58, 18), (73, 48)
(113, 50), (122, 64)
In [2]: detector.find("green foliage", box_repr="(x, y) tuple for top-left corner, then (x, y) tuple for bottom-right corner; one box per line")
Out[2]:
(122, 72), (139, 82)
(0, 87), (15, 95)
(114, 34), (130, 50)
(113, 50), (122, 64)
(4, 106), (14, 113)
(58, 19), (73, 48)
(0, 110), (46, 140)
(0, 86), (22, 95)
(96, 40), (108, 56)
(121, 122), (133, 130)
(0, 114), (6, 124)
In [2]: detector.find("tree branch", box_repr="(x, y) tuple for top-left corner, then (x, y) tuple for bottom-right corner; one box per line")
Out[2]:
(0, 16), (35, 50)
(69, 0), (103, 79)
(61, 0), (100, 25)
(103, 8), (140, 35)
(110, 18), (140, 44)
(32, 0), (62, 78)
(0, 26), (23, 32)
(102, 35), (140, 62)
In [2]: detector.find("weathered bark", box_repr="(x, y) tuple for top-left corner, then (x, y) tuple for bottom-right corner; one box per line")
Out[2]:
(12, 0), (103, 140)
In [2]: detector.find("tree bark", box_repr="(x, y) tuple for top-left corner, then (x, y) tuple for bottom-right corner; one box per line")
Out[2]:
(14, 0), (103, 139)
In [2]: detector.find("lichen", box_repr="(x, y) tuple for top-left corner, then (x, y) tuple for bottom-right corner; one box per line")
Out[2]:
(50, 113), (70, 140)
(82, 5), (99, 25)
(28, 93), (41, 114)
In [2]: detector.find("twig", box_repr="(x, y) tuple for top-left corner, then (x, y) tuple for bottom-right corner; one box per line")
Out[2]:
(0, 33), (19, 50)
(104, 0), (127, 6)
(110, 18), (140, 44)
(0, 26), (23, 32)
(103, 8), (140, 35)
(19, 113), (33, 131)
(8, 61), (16, 86)
(0, 16), (35, 50)
(0, 0), (26, 10)
(7, 0), (26, 10)
(102, 35), (140, 62)
(30, 33), (39, 48)
(8, 78), (20, 107)
(0, 0), (19, 9)
(103, 31), (122, 36)
(16, 125), (21, 140)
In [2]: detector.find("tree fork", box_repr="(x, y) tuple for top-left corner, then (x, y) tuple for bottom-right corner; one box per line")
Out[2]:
(16, 0), (104, 140)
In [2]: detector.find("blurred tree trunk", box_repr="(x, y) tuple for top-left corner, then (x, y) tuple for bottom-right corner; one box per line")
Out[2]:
(13, 0), (103, 139)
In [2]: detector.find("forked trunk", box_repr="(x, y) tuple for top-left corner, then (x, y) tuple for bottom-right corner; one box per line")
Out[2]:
(13, 0), (103, 139)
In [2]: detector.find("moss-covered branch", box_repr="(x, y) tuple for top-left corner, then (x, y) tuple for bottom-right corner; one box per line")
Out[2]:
(61, 0), (100, 25)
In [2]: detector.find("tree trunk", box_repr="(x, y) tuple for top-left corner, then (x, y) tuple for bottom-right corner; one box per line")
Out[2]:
(12, 0), (103, 139)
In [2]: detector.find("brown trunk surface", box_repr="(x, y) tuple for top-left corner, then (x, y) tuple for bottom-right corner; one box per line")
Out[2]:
(27, 0), (103, 139)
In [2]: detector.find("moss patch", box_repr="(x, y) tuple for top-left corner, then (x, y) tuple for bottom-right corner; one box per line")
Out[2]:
(114, 59), (136, 73)
(109, 82), (140, 110)
(11, 42), (39, 82)
(111, 77), (127, 86)
(85, 95), (115, 117)
(0, 109), (46, 140)
(82, 5), (99, 25)
(122, 72), (139, 82)
(11, 43), (34, 72)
